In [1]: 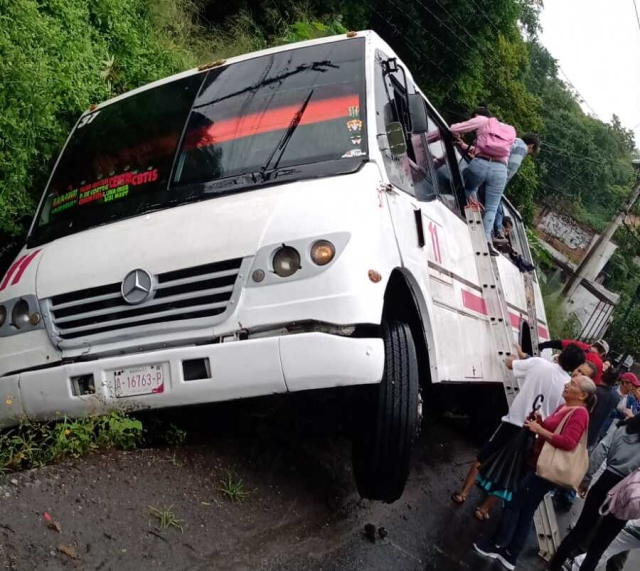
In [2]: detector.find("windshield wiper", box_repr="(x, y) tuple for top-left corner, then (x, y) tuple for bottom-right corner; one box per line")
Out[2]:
(260, 89), (314, 181)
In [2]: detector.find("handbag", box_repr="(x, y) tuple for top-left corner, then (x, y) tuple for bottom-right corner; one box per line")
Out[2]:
(535, 407), (589, 490)
(599, 468), (640, 521)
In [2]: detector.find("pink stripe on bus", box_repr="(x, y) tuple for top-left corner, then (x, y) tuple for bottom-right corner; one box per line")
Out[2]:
(462, 290), (488, 315)
(0, 255), (27, 292)
(10, 250), (41, 286)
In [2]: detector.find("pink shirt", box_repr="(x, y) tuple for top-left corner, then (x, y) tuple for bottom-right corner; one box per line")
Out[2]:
(427, 115), (514, 160)
(529, 406), (589, 468)
(449, 115), (490, 136)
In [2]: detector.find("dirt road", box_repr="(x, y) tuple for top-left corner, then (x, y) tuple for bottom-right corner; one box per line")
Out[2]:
(0, 396), (633, 571)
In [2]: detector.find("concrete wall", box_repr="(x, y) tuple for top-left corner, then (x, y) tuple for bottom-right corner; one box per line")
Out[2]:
(534, 207), (617, 271)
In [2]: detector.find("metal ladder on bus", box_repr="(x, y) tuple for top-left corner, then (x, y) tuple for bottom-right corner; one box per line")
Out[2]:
(523, 272), (541, 356)
(465, 205), (561, 561)
(464, 205), (518, 405)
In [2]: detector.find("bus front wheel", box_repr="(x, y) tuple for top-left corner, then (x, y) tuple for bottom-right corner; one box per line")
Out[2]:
(352, 320), (419, 503)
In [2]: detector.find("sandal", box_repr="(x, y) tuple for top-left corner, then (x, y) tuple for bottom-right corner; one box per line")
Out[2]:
(451, 492), (466, 505)
(474, 508), (490, 521)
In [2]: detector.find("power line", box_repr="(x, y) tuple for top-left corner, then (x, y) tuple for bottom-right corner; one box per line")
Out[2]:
(416, 0), (501, 68)
(431, 0), (489, 55)
(370, 2), (457, 86)
(540, 141), (610, 167)
(467, 0), (502, 35)
(382, 0), (470, 65)
(413, 0), (475, 53)
(557, 66), (601, 120)
(633, 0), (640, 32)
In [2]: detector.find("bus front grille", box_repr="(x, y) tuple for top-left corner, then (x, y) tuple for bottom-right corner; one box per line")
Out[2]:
(47, 258), (243, 341)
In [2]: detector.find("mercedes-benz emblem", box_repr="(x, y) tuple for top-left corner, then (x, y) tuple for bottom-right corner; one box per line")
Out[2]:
(121, 269), (153, 305)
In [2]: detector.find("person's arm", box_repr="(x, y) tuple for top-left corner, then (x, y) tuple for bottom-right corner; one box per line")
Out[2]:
(449, 116), (489, 136)
(527, 408), (588, 450)
(562, 339), (590, 351)
(426, 116), (488, 144)
(506, 153), (524, 183)
(583, 424), (614, 484)
(538, 340), (563, 351)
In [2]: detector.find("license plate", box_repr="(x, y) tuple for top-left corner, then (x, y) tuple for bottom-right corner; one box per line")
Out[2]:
(113, 363), (167, 398)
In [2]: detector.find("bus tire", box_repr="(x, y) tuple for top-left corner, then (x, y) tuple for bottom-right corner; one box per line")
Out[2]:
(352, 320), (419, 503)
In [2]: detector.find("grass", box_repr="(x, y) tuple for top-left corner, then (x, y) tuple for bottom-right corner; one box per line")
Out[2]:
(148, 505), (185, 532)
(218, 470), (251, 502)
(169, 452), (184, 468)
(541, 285), (581, 340)
(163, 423), (187, 446)
(0, 412), (144, 474)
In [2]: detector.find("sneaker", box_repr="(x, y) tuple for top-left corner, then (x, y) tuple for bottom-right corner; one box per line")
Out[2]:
(487, 242), (500, 257)
(473, 539), (501, 560)
(497, 548), (516, 570)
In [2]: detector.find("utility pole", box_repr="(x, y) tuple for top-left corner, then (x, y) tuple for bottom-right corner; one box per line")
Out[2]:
(563, 163), (640, 298)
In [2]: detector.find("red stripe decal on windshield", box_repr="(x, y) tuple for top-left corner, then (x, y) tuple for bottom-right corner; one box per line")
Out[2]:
(185, 94), (360, 148)
(0, 255), (27, 292)
(509, 312), (521, 328)
(10, 250), (41, 287)
(462, 290), (487, 315)
(538, 326), (549, 340)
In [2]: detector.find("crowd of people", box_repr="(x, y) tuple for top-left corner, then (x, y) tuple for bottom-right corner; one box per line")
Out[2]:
(450, 337), (640, 571)
(441, 103), (640, 570)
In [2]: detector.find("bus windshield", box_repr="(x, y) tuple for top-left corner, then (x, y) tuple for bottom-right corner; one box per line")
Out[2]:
(29, 38), (367, 247)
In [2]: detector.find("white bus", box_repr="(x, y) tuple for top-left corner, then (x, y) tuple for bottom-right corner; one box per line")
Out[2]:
(0, 31), (549, 502)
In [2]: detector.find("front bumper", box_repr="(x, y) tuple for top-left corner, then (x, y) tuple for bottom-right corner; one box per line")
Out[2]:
(0, 332), (384, 427)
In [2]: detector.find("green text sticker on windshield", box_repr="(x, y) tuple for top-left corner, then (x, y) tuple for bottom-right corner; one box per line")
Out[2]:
(50, 168), (159, 214)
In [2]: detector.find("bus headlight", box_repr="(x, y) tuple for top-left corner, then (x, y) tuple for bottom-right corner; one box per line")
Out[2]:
(273, 246), (301, 278)
(310, 240), (336, 266)
(12, 299), (31, 329)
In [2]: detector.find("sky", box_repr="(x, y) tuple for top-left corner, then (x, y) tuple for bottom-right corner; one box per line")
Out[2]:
(539, 0), (640, 148)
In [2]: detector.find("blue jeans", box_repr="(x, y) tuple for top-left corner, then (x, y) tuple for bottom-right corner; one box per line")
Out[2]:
(491, 471), (555, 560)
(463, 158), (508, 240)
(493, 202), (505, 235)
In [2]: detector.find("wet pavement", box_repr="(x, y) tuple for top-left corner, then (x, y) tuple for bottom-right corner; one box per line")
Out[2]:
(0, 396), (636, 570)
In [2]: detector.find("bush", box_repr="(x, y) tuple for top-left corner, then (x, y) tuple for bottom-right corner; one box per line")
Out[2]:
(0, 1), (350, 240)
(0, 0), (204, 238)
(0, 412), (143, 473)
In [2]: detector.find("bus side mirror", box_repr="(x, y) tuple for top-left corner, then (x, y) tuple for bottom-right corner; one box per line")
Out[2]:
(386, 122), (407, 156)
(408, 94), (428, 133)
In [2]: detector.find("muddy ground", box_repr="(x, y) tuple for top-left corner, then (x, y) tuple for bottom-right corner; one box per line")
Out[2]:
(0, 395), (636, 571)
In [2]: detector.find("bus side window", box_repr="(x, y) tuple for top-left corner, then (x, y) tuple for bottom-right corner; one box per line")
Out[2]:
(410, 132), (437, 202)
(503, 203), (526, 254)
(374, 52), (437, 201)
(425, 115), (460, 213)
(374, 53), (413, 193)
(454, 147), (471, 212)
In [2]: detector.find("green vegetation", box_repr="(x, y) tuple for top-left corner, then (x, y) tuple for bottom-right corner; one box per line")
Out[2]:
(0, 0), (347, 238)
(218, 470), (250, 502)
(162, 423), (187, 446)
(148, 505), (185, 532)
(0, 412), (143, 473)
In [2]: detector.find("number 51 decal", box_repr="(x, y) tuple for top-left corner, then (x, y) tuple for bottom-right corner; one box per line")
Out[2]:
(77, 111), (100, 129)
(428, 221), (442, 263)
